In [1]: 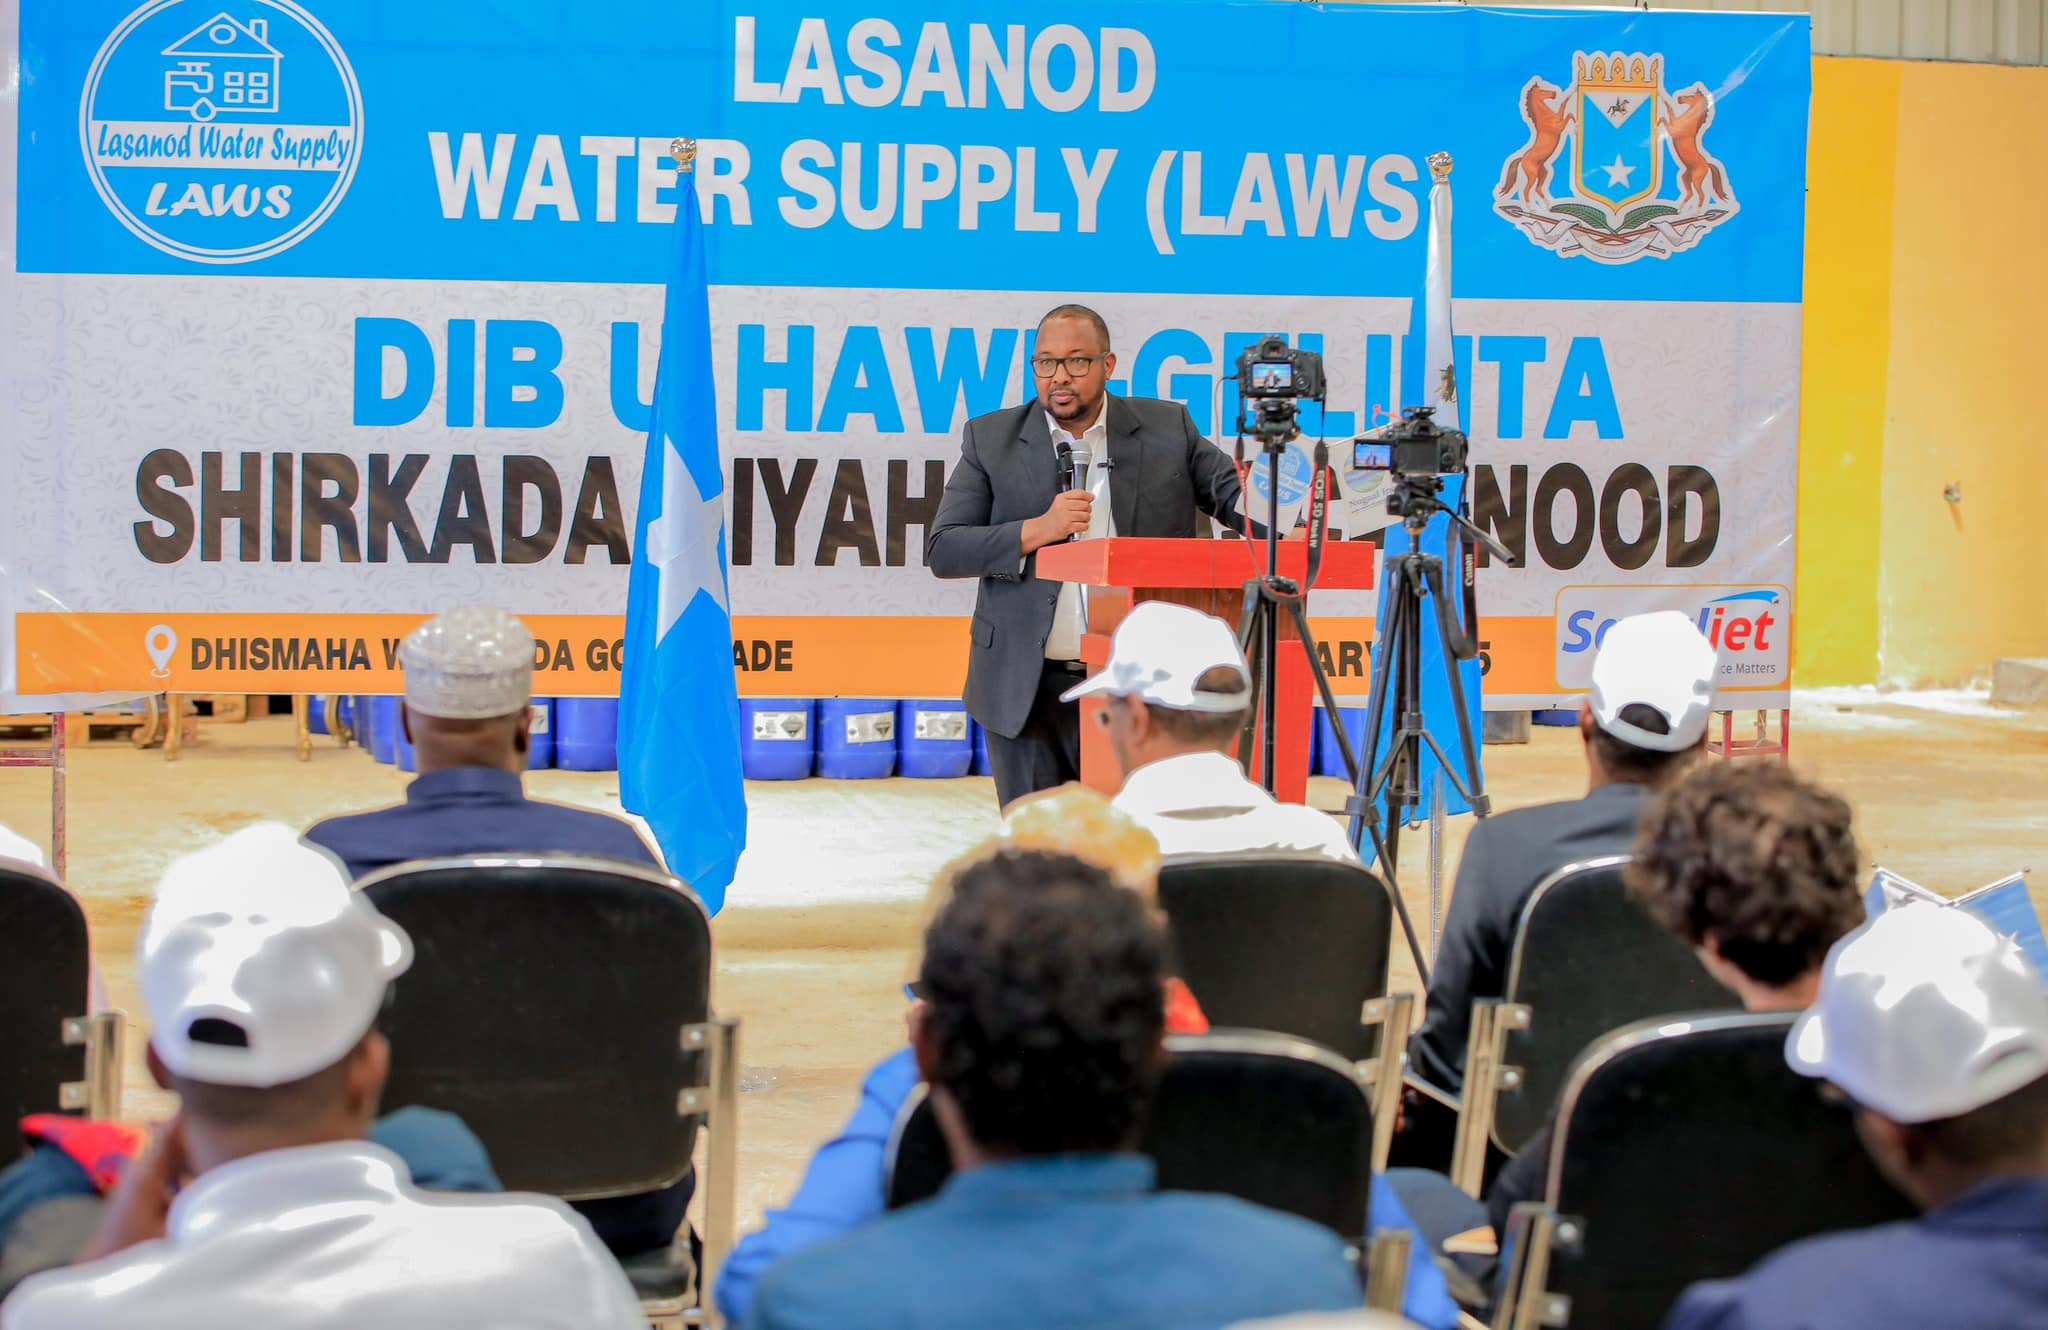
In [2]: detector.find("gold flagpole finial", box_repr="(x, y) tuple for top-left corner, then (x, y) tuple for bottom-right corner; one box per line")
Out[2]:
(1428, 151), (1453, 184)
(670, 138), (698, 173)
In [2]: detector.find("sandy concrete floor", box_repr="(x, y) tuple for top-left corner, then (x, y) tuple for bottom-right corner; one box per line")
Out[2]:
(2, 692), (2043, 1234)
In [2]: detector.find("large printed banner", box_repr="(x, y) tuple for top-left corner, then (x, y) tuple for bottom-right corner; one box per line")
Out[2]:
(2, 0), (1807, 705)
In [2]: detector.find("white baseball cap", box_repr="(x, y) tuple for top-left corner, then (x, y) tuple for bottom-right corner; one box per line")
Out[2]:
(1787, 902), (2048, 1123)
(141, 824), (413, 1088)
(1061, 603), (1251, 714)
(1588, 611), (1718, 752)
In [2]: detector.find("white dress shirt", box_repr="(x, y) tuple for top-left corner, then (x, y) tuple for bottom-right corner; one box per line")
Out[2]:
(2, 1141), (645, 1330)
(1112, 751), (1358, 861)
(1043, 410), (1114, 661)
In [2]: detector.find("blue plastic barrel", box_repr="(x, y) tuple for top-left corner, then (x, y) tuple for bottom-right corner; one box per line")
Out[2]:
(308, 696), (330, 737)
(1313, 706), (1369, 779)
(816, 699), (897, 779)
(369, 697), (399, 766)
(897, 700), (972, 779)
(394, 701), (418, 772)
(741, 699), (815, 780)
(556, 698), (620, 772)
(526, 699), (555, 770)
(352, 695), (374, 754)
(972, 720), (993, 777)
(1533, 708), (1579, 727)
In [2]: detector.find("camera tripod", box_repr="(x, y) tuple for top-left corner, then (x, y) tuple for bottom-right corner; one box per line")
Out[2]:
(1231, 419), (1438, 981)
(1338, 484), (1519, 982)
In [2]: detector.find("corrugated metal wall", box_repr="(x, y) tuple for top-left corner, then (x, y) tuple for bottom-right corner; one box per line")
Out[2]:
(1322, 0), (2048, 65)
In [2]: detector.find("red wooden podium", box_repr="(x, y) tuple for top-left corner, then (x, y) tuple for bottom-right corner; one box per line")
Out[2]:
(1034, 536), (1378, 804)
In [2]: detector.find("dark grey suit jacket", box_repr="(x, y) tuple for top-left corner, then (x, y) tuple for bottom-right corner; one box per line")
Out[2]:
(925, 395), (1244, 739)
(1406, 781), (1653, 1093)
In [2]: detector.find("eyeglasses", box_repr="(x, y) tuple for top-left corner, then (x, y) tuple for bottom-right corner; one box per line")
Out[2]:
(1031, 353), (1108, 379)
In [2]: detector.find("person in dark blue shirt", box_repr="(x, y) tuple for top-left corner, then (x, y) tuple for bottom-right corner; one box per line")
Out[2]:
(744, 849), (1368, 1330)
(1664, 904), (2048, 1330)
(303, 609), (673, 1258)
(305, 609), (660, 881)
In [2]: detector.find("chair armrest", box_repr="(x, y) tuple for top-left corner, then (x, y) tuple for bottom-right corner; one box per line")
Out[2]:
(62, 1010), (125, 1120)
(1363, 1226), (1413, 1314)
(1451, 1001), (1530, 1196)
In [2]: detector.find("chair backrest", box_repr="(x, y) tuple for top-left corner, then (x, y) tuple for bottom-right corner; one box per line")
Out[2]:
(886, 1031), (1375, 1239)
(361, 856), (712, 1199)
(1538, 1011), (1916, 1328)
(1495, 856), (1737, 1151)
(0, 863), (89, 1128)
(1157, 854), (1394, 1060)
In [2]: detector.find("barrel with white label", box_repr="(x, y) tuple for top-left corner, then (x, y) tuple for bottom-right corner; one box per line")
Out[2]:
(741, 699), (815, 780)
(897, 700), (972, 779)
(816, 699), (897, 779)
(527, 699), (555, 770)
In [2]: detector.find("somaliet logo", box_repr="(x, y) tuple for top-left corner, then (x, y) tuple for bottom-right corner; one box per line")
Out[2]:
(78, 0), (362, 264)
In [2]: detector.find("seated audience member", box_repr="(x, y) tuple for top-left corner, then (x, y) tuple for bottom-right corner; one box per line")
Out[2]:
(305, 608), (684, 1258)
(718, 802), (1459, 1329)
(305, 607), (658, 879)
(1408, 610), (1715, 1096)
(1388, 762), (1867, 1256)
(1, 824), (644, 1330)
(1664, 902), (2048, 1330)
(1063, 601), (1355, 859)
(744, 848), (1368, 1330)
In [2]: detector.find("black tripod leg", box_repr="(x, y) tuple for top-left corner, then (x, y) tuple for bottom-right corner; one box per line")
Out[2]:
(1343, 567), (1432, 986)
(1286, 600), (1364, 787)
(1420, 561), (1492, 818)
(1234, 582), (1266, 778)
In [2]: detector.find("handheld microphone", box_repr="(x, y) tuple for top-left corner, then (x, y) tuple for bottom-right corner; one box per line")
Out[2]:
(1067, 442), (1095, 494)
(1054, 439), (1075, 491)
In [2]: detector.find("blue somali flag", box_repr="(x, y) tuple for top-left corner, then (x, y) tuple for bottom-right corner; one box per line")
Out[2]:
(618, 154), (746, 914)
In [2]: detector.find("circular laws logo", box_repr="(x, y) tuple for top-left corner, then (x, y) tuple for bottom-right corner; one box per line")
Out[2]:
(78, 0), (362, 264)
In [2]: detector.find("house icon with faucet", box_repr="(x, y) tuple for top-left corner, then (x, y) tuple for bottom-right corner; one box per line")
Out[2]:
(162, 13), (282, 122)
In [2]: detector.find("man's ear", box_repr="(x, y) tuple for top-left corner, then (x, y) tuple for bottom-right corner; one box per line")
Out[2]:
(1577, 700), (1597, 744)
(909, 1001), (940, 1084)
(349, 1030), (392, 1118)
(513, 705), (532, 756)
(400, 703), (414, 745)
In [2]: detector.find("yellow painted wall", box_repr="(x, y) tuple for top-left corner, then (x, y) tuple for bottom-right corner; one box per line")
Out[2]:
(1877, 62), (2048, 682)
(1794, 59), (1897, 686)
(1796, 58), (2048, 685)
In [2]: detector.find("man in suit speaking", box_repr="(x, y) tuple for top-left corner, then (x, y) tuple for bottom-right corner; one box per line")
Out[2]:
(927, 305), (1244, 807)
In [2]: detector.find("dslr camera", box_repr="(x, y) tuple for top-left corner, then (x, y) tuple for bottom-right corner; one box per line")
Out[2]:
(1235, 335), (1325, 445)
(1236, 334), (1326, 402)
(1350, 405), (1468, 477)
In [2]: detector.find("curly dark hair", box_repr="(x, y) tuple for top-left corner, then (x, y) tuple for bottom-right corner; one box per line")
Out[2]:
(918, 848), (1167, 1155)
(1626, 762), (1865, 986)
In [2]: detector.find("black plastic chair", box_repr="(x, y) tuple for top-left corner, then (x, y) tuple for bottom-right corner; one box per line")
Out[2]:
(884, 1031), (1408, 1310)
(1492, 1011), (1916, 1330)
(1453, 856), (1738, 1188)
(1157, 854), (1397, 1061)
(0, 861), (120, 1128)
(359, 856), (738, 1326)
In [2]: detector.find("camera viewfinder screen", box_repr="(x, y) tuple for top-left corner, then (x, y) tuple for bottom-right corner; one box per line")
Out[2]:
(1250, 363), (1293, 391)
(1351, 442), (1392, 472)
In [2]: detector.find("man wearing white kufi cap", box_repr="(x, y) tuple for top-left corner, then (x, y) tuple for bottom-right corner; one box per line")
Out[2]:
(1, 824), (645, 1330)
(302, 609), (684, 1261)
(1665, 902), (2048, 1330)
(305, 608), (658, 881)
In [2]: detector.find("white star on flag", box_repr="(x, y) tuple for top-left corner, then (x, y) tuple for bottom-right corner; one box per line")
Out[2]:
(643, 432), (727, 643)
(1601, 155), (1637, 188)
